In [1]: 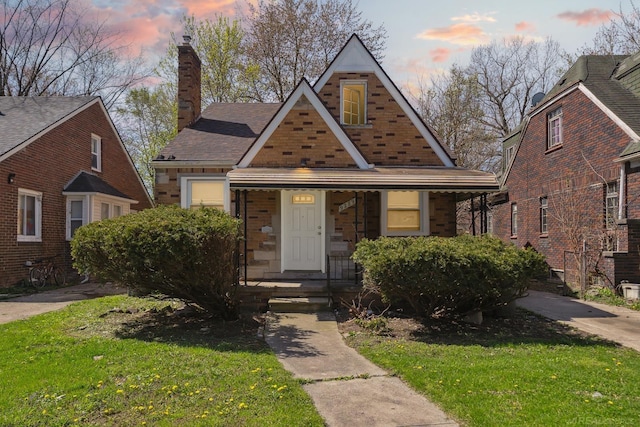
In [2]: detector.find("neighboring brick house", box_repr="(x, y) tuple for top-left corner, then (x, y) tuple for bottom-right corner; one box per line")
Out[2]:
(0, 96), (152, 287)
(153, 35), (498, 281)
(492, 52), (640, 288)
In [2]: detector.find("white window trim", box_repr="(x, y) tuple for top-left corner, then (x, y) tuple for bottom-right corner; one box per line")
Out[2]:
(66, 196), (88, 241)
(340, 80), (367, 125)
(381, 191), (429, 236)
(547, 108), (563, 149)
(91, 133), (102, 172)
(511, 203), (518, 237)
(17, 188), (42, 242)
(180, 175), (230, 212)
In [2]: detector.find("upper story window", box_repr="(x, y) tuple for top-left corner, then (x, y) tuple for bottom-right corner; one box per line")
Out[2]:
(17, 188), (42, 242)
(547, 107), (563, 149)
(606, 181), (619, 229)
(181, 176), (229, 212)
(504, 145), (515, 167)
(511, 203), (518, 237)
(341, 81), (366, 125)
(91, 134), (102, 171)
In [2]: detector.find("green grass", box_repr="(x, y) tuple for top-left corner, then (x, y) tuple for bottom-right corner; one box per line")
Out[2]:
(0, 296), (324, 426)
(584, 287), (640, 311)
(344, 312), (640, 427)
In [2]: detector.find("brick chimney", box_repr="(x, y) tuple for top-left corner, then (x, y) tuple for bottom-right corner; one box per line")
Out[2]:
(177, 35), (201, 132)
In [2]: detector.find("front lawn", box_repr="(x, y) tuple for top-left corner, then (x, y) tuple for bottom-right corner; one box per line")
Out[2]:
(0, 296), (324, 426)
(341, 310), (640, 426)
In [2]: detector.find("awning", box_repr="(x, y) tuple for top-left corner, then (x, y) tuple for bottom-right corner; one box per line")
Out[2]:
(227, 167), (499, 192)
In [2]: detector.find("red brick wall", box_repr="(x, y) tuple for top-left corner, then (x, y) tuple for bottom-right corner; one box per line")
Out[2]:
(318, 73), (445, 166)
(492, 89), (640, 285)
(0, 102), (151, 287)
(154, 167), (231, 206)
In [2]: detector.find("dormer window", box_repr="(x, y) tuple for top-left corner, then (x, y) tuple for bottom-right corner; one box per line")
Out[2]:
(341, 81), (366, 125)
(91, 134), (102, 171)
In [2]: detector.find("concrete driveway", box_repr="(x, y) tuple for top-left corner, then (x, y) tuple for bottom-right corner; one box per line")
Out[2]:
(517, 290), (640, 352)
(0, 283), (126, 324)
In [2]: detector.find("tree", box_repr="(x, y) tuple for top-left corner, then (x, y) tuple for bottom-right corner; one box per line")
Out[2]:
(579, 0), (640, 55)
(0, 0), (147, 109)
(116, 86), (177, 192)
(466, 36), (565, 138)
(242, 0), (387, 101)
(156, 15), (258, 105)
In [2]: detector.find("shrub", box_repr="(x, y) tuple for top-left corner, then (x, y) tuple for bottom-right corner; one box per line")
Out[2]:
(352, 234), (547, 317)
(71, 205), (242, 319)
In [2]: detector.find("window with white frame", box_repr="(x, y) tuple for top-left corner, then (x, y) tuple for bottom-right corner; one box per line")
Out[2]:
(101, 202), (110, 220)
(341, 81), (366, 125)
(511, 203), (518, 237)
(67, 198), (86, 240)
(17, 189), (42, 241)
(505, 145), (515, 166)
(383, 191), (428, 235)
(540, 197), (548, 234)
(547, 107), (563, 149)
(486, 211), (494, 235)
(606, 181), (619, 229)
(181, 177), (229, 211)
(91, 134), (102, 171)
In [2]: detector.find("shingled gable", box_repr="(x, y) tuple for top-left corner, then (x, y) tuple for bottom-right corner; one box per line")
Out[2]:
(237, 78), (370, 169)
(313, 34), (455, 167)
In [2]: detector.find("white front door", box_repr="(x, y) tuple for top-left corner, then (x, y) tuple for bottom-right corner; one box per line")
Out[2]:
(281, 190), (325, 272)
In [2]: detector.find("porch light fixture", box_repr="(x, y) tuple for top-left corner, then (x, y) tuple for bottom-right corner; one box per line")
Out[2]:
(7, 173), (15, 184)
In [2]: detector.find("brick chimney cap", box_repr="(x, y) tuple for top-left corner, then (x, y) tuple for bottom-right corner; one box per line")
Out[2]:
(182, 35), (192, 45)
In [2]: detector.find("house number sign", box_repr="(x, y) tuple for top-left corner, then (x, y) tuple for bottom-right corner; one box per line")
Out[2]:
(338, 198), (356, 212)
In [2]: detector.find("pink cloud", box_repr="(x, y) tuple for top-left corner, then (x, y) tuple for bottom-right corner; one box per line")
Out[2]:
(430, 47), (451, 63)
(451, 13), (497, 23)
(515, 21), (536, 33)
(557, 8), (614, 26)
(416, 23), (489, 46)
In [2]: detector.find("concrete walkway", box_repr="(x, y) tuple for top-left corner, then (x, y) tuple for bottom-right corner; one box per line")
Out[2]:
(265, 311), (458, 427)
(0, 282), (126, 324)
(517, 290), (640, 352)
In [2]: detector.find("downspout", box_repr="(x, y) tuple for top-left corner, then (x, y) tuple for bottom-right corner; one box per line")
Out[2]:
(243, 190), (248, 285)
(619, 165), (625, 220)
(235, 189), (241, 286)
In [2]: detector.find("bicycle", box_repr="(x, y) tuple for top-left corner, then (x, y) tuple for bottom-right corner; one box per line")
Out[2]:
(26, 255), (66, 288)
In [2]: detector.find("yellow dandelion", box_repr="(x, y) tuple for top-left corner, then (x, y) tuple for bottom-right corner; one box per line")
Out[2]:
(550, 375), (557, 379)
(116, 389), (124, 394)
(605, 368), (610, 372)
(608, 401), (614, 405)
(238, 402), (248, 409)
(148, 405), (153, 410)
(208, 397), (214, 402)
(42, 409), (47, 415)
(172, 385), (178, 390)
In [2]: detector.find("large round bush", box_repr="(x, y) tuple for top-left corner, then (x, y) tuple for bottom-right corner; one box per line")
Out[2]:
(71, 205), (241, 319)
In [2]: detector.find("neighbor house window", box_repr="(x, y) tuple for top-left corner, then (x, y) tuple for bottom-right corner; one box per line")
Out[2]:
(540, 197), (548, 234)
(181, 177), (229, 212)
(91, 134), (102, 171)
(382, 191), (428, 236)
(504, 145), (515, 166)
(67, 198), (86, 240)
(606, 181), (619, 229)
(486, 211), (494, 235)
(547, 107), (563, 149)
(341, 81), (366, 125)
(113, 205), (122, 217)
(101, 202), (110, 220)
(17, 189), (42, 242)
(511, 203), (518, 237)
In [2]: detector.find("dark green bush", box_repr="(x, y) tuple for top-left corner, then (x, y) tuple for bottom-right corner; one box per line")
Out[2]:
(71, 205), (241, 319)
(352, 234), (547, 317)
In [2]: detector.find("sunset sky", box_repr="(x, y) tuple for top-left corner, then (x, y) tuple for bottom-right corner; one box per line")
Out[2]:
(86, 0), (628, 88)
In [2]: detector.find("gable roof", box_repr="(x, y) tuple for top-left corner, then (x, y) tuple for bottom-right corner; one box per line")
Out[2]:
(63, 171), (135, 201)
(155, 102), (281, 166)
(0, 96), (98, 161)
(313, 34), (456, 167)
(237, 79), (371, 169)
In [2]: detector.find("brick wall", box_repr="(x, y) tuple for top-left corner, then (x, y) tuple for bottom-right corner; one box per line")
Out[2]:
(318, 73), (445, 166)
(0, 102), (151, 287)
(154, 167), (231, 206)
(493, 89), (639, 286)
(250, 96), (357, 168)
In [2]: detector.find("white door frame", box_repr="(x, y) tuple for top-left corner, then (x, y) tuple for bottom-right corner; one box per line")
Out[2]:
(281, 190), (326, 272)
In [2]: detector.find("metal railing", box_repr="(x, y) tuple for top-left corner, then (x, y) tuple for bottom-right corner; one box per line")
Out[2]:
(326, 254), (361, 291)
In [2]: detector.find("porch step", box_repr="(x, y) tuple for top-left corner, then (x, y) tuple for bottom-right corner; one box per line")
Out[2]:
(268, 297), (332, 313)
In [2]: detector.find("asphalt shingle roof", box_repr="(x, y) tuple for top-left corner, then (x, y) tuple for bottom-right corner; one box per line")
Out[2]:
(63, 171), (133, 200)
(158, 102), (282, 164)
(0, 96), (97, 159)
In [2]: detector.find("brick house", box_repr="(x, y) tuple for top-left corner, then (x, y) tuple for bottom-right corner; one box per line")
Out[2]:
(153, 35), (498, 282)
(491, 52), (640, 289)
(0, 96), (153, 287)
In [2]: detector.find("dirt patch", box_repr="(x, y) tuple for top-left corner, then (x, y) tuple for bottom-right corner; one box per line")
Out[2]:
(335, 305), (608, 347)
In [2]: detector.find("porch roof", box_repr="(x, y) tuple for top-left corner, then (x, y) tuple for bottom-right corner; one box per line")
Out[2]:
(227, 167), (499, 192)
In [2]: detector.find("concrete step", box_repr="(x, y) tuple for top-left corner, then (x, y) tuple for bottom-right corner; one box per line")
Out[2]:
(268, 297), (332, 313)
